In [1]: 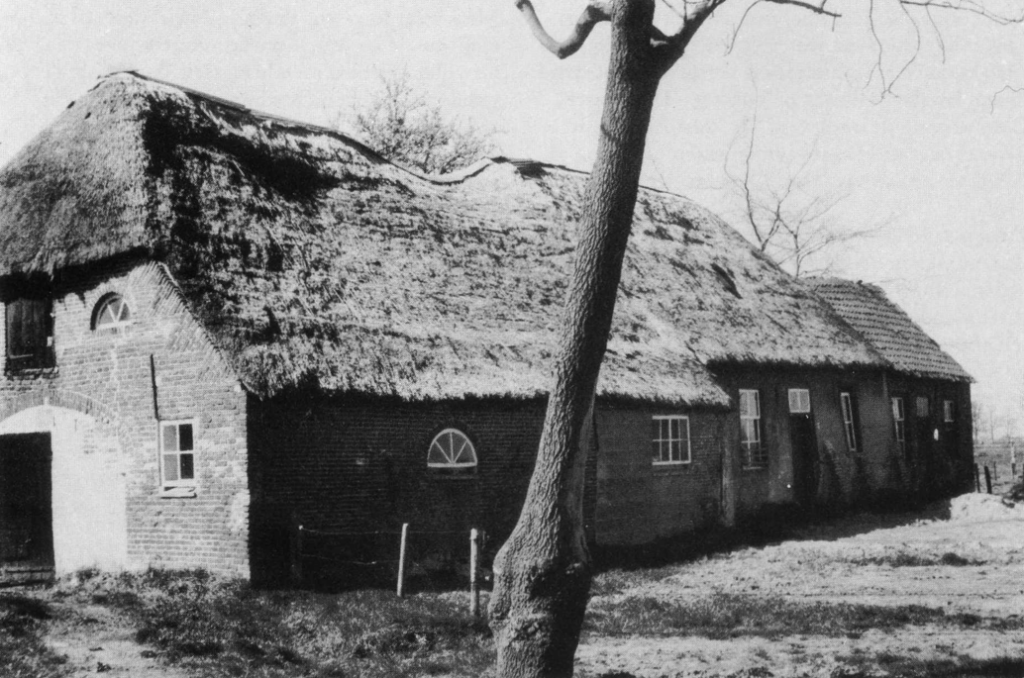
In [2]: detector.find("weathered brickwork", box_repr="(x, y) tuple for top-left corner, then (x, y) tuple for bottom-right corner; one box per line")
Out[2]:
(594, 406), (727, 546)
(0, 261), (249, 577)
(248, 397), (552, 583)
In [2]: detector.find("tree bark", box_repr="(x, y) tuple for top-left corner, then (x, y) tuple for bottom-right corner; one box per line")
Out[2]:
(489, 2), (661, 676)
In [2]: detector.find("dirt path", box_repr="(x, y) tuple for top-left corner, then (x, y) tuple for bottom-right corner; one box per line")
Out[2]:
(43, 601), (188, 678)
(577, 494), (1024, 677)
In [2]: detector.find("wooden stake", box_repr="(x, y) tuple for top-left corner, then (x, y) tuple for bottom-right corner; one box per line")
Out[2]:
(975, 464), (981, 493)
(984, 465), (993, 494)
(397, 523), (409, 598)
(470, 528), (480, 617)
(289, 513), (303, 587)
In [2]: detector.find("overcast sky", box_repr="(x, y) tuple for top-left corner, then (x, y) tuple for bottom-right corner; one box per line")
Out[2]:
(1, 1), (1021, 435)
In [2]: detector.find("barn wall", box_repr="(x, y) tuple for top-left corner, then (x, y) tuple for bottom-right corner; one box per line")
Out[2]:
(886, 375), (972, 499)
(247, 397), (553, 585)
(593, 406), (726, 546)
(0, 261), (249, 577)
(712, 366), (901, 517)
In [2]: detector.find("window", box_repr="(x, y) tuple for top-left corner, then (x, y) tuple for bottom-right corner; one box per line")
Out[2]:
(739, 389), (766, 468)
(93, 294), (131, 331)
(915, 396), (929, 418)
(5, 297), (54, 370)
(892, 397), (906, 454)
(427, 428), (477, 469)
(652, 415), (691, 465)
(943, 400), (955, 423)
(788, 389), (811, 414)
(160, 421), (196, 492)
(840, 392), (858, 454)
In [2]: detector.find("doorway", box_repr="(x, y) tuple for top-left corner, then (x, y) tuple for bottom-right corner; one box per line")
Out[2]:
(0, 433), (53, 569)
(790, 413), (818, 506)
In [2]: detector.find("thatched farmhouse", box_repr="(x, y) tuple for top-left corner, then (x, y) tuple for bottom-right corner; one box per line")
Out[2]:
(0, 73), (972, 583)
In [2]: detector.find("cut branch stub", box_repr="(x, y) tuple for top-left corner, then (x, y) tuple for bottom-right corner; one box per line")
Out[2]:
(514, 0), (612, 59)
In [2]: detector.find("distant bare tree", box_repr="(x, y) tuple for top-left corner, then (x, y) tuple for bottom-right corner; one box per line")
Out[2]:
(725, 113), (880, 277)
(352, 73), (496, 175)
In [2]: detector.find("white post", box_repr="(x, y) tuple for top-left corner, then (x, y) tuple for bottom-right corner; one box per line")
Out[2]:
(397, 523), (409, 598)
(470, 528), (480, 617)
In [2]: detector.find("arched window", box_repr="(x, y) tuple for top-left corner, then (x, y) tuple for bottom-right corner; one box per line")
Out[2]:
(427, 428), (477, 469)
(93, 294), (131, 331)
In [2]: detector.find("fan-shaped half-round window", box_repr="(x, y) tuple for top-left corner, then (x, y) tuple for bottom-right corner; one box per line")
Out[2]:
(427, 429), (477, 469)
(93, 294), (131, 331)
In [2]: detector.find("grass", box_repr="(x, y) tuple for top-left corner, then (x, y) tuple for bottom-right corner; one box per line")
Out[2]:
(584, 592), (1023, 640)
(849, 551), (983, 567)
(51, 568), (494, 678)
(0, 594), (71, 678)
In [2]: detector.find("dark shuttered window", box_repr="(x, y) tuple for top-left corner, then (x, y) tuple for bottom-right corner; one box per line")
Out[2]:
(5, 298), (54, 370)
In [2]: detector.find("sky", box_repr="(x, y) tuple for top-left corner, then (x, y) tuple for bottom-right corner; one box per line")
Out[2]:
(1, 0), (1021, 436)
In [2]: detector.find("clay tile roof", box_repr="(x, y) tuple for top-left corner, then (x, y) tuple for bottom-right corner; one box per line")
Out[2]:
(0, 72), (892, 404)
(807, 278), (972, 382)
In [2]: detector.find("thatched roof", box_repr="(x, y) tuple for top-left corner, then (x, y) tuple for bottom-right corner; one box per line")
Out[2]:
(808, 278), (972, 382)
(0, 72), (890, 406)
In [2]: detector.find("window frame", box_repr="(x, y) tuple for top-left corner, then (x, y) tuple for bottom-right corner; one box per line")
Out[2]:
(739, 389), (766, 469)
(159, 419), (198, 495)
(891, 397), (906, 454)
(788, 388), (811, 414)
(840, 391), (858, 454)
(92, 293), (132, 333)
(651, 415), (692, 466)
(427, 428), (478, 470)
(915, 396), (930, 419)
(943, 399), (955, 424)
(4, 297), (55, 371)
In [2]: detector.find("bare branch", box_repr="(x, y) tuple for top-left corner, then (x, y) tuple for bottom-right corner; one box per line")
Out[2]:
(991, 84), (1024, 113)
(899, 0), (1024, 25)
(514, 0), (612, 59)
(728, 0), (840, 54)
(652, 0), (728, 72)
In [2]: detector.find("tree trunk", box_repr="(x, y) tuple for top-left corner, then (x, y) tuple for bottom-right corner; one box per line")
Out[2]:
(489, 2), (661, 676)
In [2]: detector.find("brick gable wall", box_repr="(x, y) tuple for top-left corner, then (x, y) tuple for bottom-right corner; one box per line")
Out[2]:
(0, 261), (249, 577)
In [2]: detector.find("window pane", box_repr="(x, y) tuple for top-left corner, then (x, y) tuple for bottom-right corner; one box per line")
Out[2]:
(162, 424), (178, 452)
(670, 418), (680, 440)
(739, 391), (752, 417)
(178, 424), (194, 451)
(179, 453), (194, 480)
(163, 454), (179, 482)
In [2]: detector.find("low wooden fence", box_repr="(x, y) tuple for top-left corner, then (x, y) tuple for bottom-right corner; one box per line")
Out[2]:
(289, 520), (487, 616)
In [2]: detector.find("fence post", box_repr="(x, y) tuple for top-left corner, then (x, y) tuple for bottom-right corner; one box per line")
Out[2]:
(397, 523), (409, 598)
(974, 464), (981, 493)
(1013, 462), (1018, 479)
(984, 465), (993, 494)
(470, 528), (480, 617)
(289, 513), (303, 588)
(993, 463), (998, 482)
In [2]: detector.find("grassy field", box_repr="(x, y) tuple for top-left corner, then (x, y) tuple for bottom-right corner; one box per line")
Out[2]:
(2, 491), (1023, 677)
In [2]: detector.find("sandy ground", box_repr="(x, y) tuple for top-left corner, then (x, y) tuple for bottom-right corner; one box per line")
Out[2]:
(43, 601), (189, 678)
(576, 493), (1024, 677)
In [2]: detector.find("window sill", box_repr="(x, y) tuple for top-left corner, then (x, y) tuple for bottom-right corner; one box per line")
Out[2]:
(653, 461), (691, 469)
(741, 465), (768, 472)
(160, 487), (198, 498)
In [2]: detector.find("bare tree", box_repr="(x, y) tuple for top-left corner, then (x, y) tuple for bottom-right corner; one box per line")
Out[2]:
(725, 114), (881, 277)
(490, 2), (1023, 677)
(352, 72), (495, 175)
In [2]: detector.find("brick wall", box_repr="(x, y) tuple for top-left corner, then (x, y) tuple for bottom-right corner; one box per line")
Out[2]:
(0, 261), (249, 577)
(594, 406), (726, 545)
(247, 397), (550, 584)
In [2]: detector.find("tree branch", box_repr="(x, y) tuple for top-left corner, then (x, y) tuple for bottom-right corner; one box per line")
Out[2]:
(514, 0), (612, 59)
(899, 0), (1024, 25)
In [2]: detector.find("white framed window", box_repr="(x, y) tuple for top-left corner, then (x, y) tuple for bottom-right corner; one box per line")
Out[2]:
(652, 415), (691, 465)
(840, 392), (858, 454)
(160, 420), (197, 493)
(915, 396), (929, 418)
(5, 297), (54, 370)
(891, 397), (906, 454)
(93, 294), (131, 332)
(427, 428), (477, 469)
(788, 389), (811, 414)
(739, 389), (766, 468)
(943, 400), (955, 423)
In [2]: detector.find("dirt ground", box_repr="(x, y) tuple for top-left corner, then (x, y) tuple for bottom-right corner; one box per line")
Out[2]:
(576, 492), (1024, 677)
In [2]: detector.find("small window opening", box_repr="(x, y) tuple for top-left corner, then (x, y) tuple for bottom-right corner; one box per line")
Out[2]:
(788, 389), (811, 414)
(652, 415), (691, 465)
(160, 420), (197, 496)
(428, 428), (478, 470)
(93, 294), (131, 332)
